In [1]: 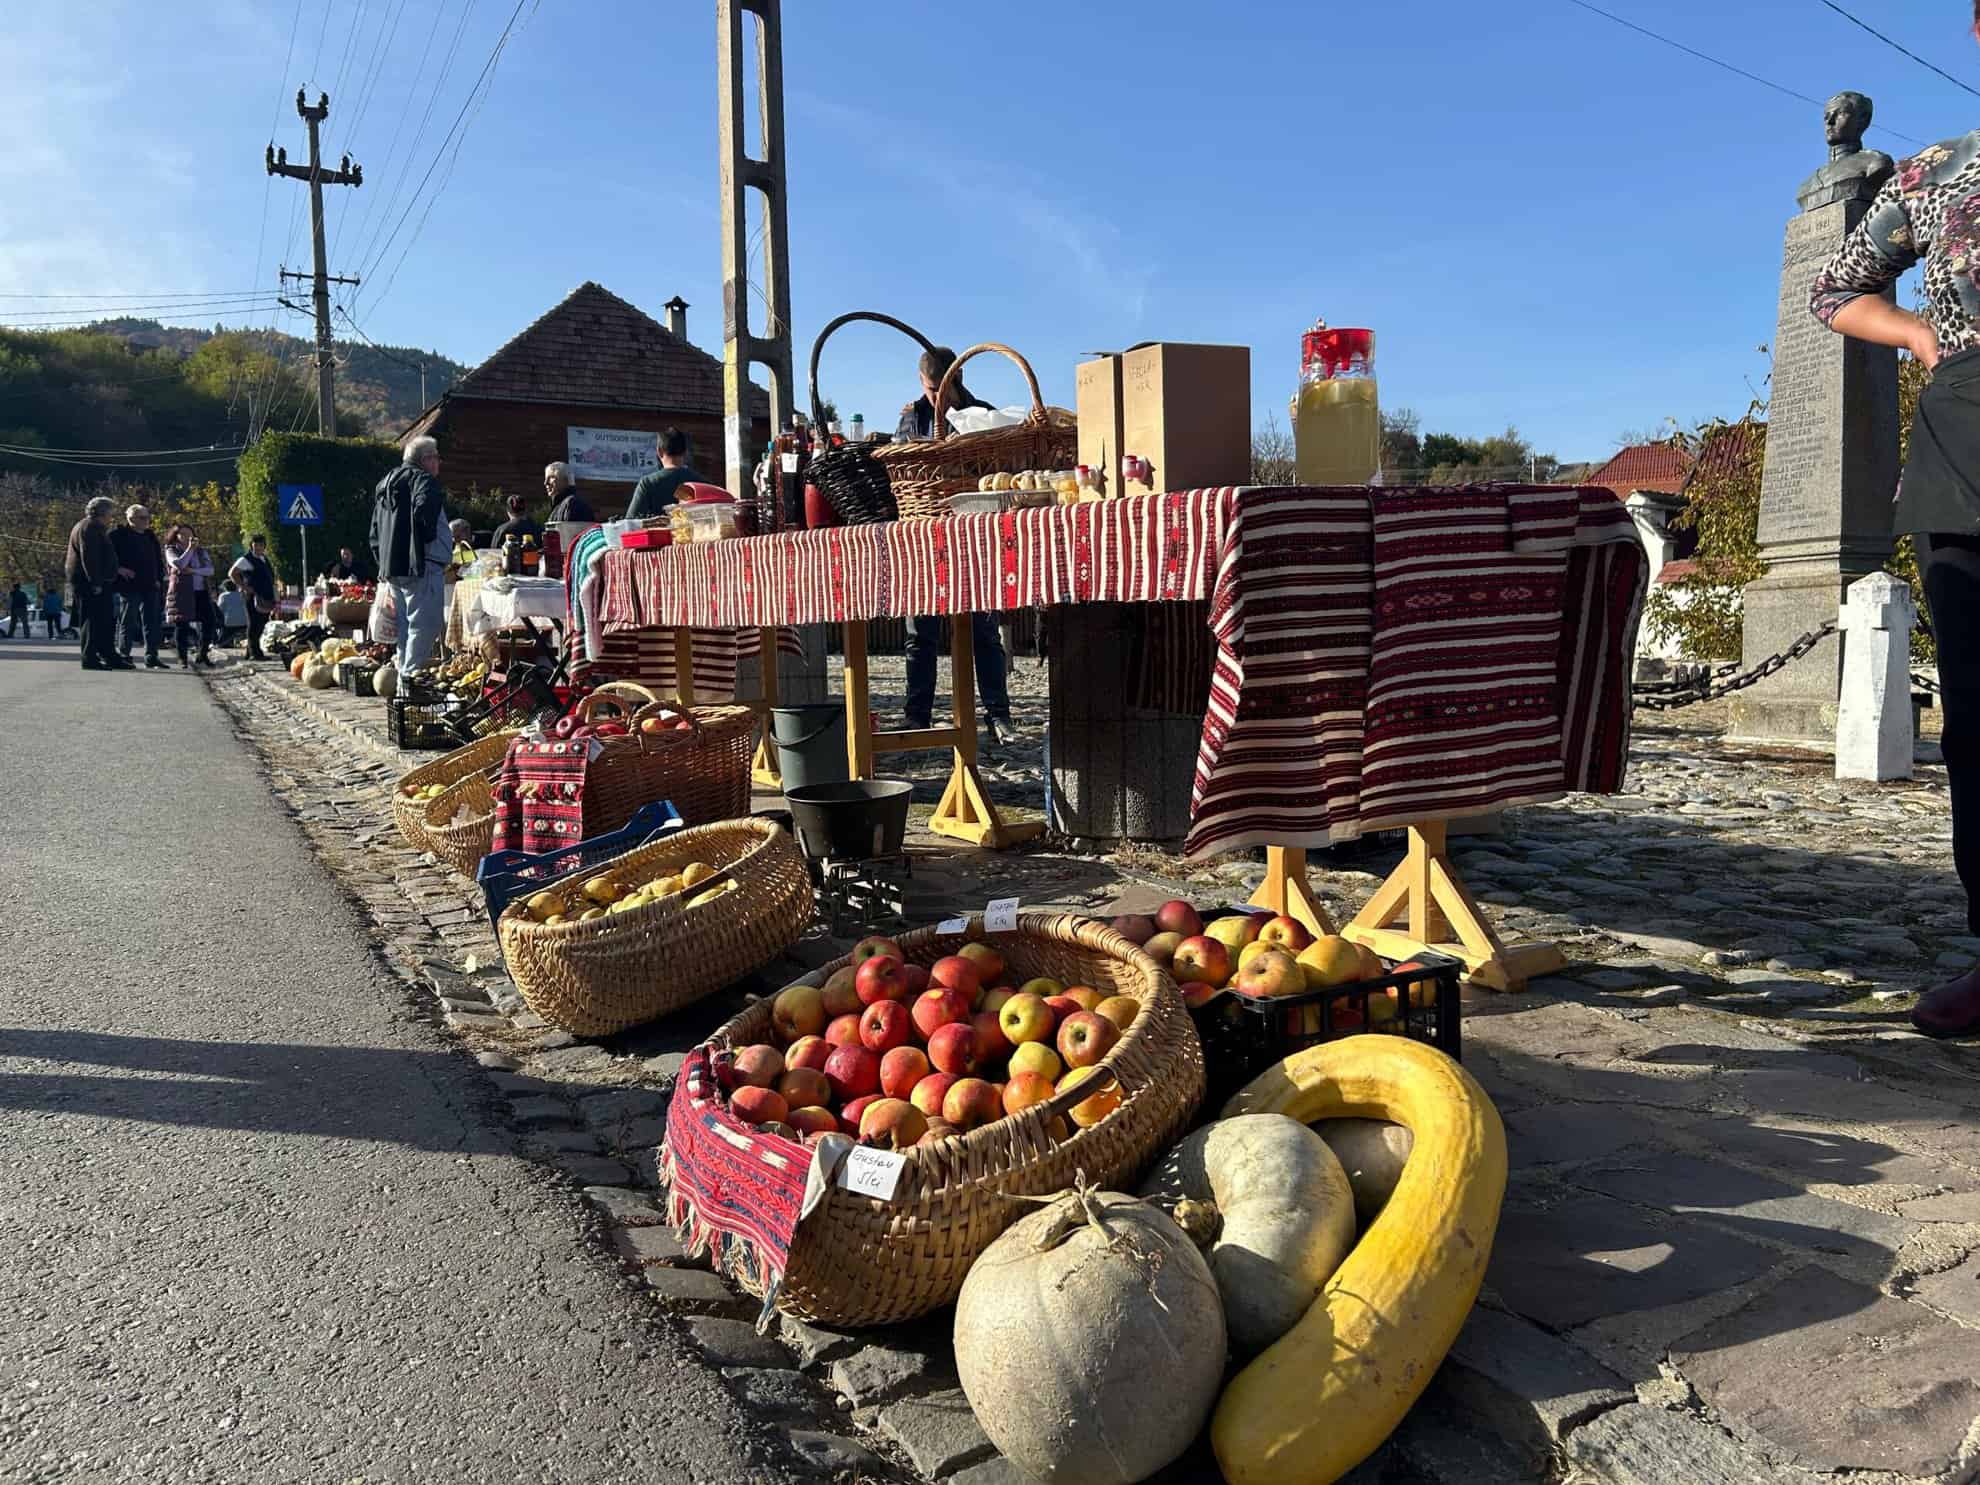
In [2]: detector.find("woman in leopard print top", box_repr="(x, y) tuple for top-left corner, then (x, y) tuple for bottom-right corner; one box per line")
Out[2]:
(1813, 6), (1980, 1039)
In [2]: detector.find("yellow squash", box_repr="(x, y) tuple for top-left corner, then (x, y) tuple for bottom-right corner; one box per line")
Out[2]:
(1211, 1036), (1506, 1485)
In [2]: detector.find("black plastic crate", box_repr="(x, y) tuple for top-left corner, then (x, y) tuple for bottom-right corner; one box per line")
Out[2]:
(1188, 949), (1463, 1110)
(387, 694), (461, 751)
(338, 658), (379, 697)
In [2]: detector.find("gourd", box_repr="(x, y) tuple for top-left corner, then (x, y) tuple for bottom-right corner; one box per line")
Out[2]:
(374, 660), (399, 699)
(954, 1185), (1225, 1485)
(290, 653), (311, 680)
(1139, 1114), (1355, 1356)
(1318, 1118), (1414, 1229)
(302, 658), (335, 689)
(1213, 1037), (1507, 1485)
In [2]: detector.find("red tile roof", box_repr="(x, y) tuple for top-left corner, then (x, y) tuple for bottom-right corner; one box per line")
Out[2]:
(1683, 421), (1763, 491)
(1586, 442), (1694, 496)
(1652, 557), (1700, 586)
(445, 281), (769, 419)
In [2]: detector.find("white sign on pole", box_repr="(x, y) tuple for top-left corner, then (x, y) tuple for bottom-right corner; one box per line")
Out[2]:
(566, 426), (661, 483)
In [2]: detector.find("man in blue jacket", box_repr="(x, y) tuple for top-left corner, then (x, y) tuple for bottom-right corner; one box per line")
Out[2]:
(371, 435), (453, 670)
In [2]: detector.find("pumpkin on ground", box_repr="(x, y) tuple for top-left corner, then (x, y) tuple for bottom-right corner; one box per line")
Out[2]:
(289, 653), (311, 680)
(373, 660), (399, 700)
(302, 658), (335, 689)
(1139, 1113), (1355, 1356)
(1212, 1037), (1508, 1485)
(954, 1185), (1225, 1485)
(1317, 1118), (1414, 1229)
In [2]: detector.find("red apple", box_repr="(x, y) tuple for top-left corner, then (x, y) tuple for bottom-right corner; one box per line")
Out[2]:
(998, 992), (1055, 1047)
(770, 985), (825, 1043)
(1257, 915), (1314, 954)
(787, 1106), (839, 1139)
(1063, 986), (1104, 1013)
(957, 941), (1006, 986)
(1093, 995), (1141, 1033)
(851, 936), (903, 966)
(776, 1067), (832, 1110)
(1002, 1071), (1057, 1118)
(1109, 913), (1157, 945)
(1154, 899), (1203, 938)
(1177, 981), (1219, 1010)
(1142, 932), (1184, 967)
(823, 1044), (880, 1103)
(926, 1020), (980, 1076)
(857, 1097), (928, 1150)
(943, 1077), (1003, 1131)
(824, 1013), (863, 1049)
(970, 1009), (1012, 1065)
(929, 955), (982, 1001)
(730, 1086), (788, 1127)
(910, 1072), (958, 1119)
(880, 1045), (931, 1100)
(784, 1034), (831, 1073)
(911, 986), (972, 1041)
(839, 1094), (880, 1134)
(899, 962), (931, 998)
(855, 955), (911, 1006)
(1395, 959), (1440, 1010)
(1043, 995), (1084, 1029)
(859, 999), (913, 1054)
(1172, 935), (1233, 989)
(1233, 946), (1306, 999)
(820, 966), (862, 1018)
(731, 1043), (784, 1089)
(1057, 1011), (1120, 1069)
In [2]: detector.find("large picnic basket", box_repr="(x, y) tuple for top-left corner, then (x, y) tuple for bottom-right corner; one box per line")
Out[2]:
(574, 683), (756, 834)
(804, 310), (940, 526)
(392, 730), (520, 860)
(496, 816), (814, 1037)
(871, 342), (1077, 521)
(665, 912), (1204, 1326)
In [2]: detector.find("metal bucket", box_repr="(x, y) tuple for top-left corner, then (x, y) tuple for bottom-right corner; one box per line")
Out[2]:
(769, 704), (850, 792)
(784, 780), (913, 861)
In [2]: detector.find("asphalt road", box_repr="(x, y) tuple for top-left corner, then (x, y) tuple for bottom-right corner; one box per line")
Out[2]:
(0, 634), (801, 1484)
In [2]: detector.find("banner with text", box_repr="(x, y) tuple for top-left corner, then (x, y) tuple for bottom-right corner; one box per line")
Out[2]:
(567, 426), (660, 483)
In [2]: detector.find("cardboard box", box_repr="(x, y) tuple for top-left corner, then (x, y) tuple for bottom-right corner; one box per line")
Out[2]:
(1076, 355), (1126, 496)
(1118, 342), (1251, 497)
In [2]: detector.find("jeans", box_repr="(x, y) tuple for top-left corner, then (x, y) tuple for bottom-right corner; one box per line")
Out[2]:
(1925, 534), (1980, 934)
(118, 589), (164, 659)
(390, 571), (445, 671)
(904, 613), (1011, 727)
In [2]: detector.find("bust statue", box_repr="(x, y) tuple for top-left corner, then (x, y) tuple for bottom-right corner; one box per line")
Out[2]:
(1797, 91), (1895, 212)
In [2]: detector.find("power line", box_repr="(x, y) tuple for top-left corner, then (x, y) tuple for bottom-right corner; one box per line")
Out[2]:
(0, 440), (248, 456)
(0, 447), (247, 470)
(0, 297), (281, 320)
(0, 310), (291, 332)
(1816, 0), (1980, 103)
(0, 289), (270, 300)
(1563, 0), (1928, 147)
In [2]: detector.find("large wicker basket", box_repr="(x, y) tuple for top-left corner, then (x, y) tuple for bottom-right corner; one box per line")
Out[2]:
(805, 310), (940, 526)
(675, 912), (1204, 1326)
(577, 683), (755, 835)
(497, 817), (814, 1037)
(872, 342), (1076, 520)
(392, 730), (519, 858)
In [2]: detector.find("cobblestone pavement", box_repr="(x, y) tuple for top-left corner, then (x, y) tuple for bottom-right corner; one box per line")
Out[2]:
(213, 656), (1980, 1485)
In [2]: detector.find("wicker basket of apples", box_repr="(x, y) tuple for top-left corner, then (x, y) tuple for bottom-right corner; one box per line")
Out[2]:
(668, 911), (1205, 1327)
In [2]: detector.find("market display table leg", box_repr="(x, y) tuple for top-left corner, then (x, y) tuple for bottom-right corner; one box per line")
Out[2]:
(1341, 820), (1565, 991)
(841, 618), (1043, 850)
(1247, 846), (1340, 937)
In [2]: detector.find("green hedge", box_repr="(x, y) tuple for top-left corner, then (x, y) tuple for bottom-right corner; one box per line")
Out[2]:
(237, 432), (400, 585)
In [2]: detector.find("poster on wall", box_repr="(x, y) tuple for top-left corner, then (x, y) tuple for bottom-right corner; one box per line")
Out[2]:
(567, 426), (660, 483)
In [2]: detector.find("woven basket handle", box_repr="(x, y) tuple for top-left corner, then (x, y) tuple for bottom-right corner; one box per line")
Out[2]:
(629, 701), (705, 753)
(808, 310), (939, 431)
(575, 681), (659, 724)
(931, 342), (1047, 445)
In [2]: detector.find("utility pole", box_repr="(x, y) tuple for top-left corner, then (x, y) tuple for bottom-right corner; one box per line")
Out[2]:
(267, 90), (361, 437)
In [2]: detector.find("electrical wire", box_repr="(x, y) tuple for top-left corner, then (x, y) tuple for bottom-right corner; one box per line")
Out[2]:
(0, 447), (246, 470)
(0, 440), (251, 456)
(1816, 0), (1980, 103)
(1563, 0), (1928, 147)
(0, 289), (270, 300)
(0, 297), (281, 320)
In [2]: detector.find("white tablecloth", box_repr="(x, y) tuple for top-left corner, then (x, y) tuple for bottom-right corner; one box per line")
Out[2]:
(459, 575), (568, 640)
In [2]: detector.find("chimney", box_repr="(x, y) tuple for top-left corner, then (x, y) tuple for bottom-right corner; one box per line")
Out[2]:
(663, 296), (689, 342)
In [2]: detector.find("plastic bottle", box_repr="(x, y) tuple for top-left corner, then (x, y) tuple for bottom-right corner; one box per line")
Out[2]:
(850, 413), (865, 444)
(1293, 321), (1380, 487)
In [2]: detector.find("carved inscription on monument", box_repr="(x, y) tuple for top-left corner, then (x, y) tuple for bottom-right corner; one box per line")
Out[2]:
(1758, 211), (1848, 547)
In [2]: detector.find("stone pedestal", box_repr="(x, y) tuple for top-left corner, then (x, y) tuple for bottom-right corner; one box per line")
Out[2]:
(1836, 572), (1915, 781)
(1732, 198), (1899, 742)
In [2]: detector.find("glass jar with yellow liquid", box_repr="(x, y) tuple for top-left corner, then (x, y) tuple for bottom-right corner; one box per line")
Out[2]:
(1292, 323), (1380, 486)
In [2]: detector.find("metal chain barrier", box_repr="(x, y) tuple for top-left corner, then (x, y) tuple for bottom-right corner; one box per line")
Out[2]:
(1631, 621), (1839, 712)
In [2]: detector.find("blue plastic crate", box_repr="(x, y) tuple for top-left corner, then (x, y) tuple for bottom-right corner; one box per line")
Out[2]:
(475, 799), (685, 929)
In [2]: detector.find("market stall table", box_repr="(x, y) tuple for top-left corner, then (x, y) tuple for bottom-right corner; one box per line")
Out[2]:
(598, 486), (1646, 989)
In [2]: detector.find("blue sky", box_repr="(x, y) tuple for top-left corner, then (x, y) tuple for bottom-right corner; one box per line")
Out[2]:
(4, 0), (1977, 461)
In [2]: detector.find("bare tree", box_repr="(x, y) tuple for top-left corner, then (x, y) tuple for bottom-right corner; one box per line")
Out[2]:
(1252, 412), (1296, 485)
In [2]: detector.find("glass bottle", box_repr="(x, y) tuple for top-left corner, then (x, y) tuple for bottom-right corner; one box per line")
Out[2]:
(1293, 321), (1380, 486)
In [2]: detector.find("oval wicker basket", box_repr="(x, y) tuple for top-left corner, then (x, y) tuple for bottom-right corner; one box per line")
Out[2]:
(575, 683), (756, 835)
(497, 817), (814, 1038)
(391, 730), (519, 858)
(871, 342), (1077, 521)
(679, 912), (1204, 1326)
(805, 310), (939, 526)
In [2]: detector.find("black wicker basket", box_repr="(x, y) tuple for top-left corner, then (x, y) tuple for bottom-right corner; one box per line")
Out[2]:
(806, 310), (939, 526)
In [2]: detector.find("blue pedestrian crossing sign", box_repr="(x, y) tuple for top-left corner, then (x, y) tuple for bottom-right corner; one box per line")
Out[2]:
(278, 483), (324, 526)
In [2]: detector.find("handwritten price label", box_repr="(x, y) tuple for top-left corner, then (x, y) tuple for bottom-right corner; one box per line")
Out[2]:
(937, 916), (970, 935)
(984, 897), (1020, 933)
(836, 1146), (907, 1201)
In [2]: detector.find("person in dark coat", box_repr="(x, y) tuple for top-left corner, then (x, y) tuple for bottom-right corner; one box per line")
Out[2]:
(65, 496), (130, 670)
(164, 524), (217, 668)
(371, 435), (453, 670)
(544, 461), (593, 523)
(6, 584), (27, 637)
(111, 503), (166, 668)
(228, 536), (278, 661)
(491, 492), (544, 548)
(323, 545), (372, 582)
(625, 429), (700, 519)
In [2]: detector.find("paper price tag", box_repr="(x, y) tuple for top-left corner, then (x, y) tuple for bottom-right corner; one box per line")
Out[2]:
(984, 897), (1020, 934)
(937, 916), (970, 936)
(780, 452), (800, 473)
(836, 1145), (907, 1202)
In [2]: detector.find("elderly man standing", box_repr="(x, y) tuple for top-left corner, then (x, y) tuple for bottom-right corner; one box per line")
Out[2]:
(544, 461), (593, 524)
(112, 503), (166, 668)
(66, 496), (130, 671)
(371, 435), (453, 670)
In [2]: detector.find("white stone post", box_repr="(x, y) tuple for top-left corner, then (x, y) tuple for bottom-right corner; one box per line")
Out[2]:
(1835, 571), (1916, 782)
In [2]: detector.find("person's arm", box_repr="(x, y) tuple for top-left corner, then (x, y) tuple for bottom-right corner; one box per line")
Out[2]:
(1812, 172), (1936, 365)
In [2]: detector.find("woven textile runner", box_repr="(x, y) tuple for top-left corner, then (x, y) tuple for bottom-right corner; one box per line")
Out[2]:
(660, 1047), (810, 1304)
(489, 736), (591, 856)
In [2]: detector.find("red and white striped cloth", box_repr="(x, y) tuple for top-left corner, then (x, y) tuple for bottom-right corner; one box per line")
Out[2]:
(595, 488), (1646, 857)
